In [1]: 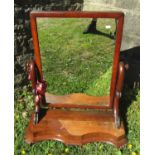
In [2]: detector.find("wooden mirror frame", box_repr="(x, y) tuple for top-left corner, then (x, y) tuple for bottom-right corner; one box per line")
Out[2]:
(30, 11), (124, 106)
(25, 11), (127, 148)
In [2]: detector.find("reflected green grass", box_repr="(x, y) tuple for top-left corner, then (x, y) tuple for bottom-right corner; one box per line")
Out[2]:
(37, 18), (115, 95)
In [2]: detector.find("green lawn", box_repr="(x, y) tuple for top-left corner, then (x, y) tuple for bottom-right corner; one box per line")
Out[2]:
(37, 18), (115, 96)
(15, 87), (140, 155)
(15, 18), (140, 155)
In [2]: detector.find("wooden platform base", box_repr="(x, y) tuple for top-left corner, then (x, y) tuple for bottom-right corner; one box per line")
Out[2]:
(25, 109), (127, 148)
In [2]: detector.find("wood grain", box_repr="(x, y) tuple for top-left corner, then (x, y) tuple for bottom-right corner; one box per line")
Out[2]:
(25, 109), (127, 148)
(26, 11), (127, 147)
(45, 92), (110, 109)
(30, 11), (124, 107)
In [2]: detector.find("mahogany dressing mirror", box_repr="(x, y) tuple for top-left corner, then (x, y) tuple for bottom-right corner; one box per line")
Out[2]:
(25, 11), (127, 148)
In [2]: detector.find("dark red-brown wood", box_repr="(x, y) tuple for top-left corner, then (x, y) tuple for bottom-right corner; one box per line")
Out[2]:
(30, 11), (124, 107)
(25, 109), (127, 148)
(25, 11), (126, 147)
(45, 93), (110, 109)
(113, 62), (125, 128)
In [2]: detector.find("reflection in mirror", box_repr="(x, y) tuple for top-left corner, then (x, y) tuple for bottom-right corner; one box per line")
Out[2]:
(37, 18), (116, 96)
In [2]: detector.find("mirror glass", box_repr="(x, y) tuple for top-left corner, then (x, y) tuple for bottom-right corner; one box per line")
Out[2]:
(37, 18), (116, 96)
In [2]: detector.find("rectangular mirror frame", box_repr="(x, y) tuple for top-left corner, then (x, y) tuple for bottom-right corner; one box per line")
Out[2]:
(30, 11), (124, 107)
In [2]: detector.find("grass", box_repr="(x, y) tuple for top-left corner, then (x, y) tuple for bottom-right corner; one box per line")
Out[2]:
(15, 18), (140, 155)
(37, 18), (115, 95)
(15, 87), (140, 155)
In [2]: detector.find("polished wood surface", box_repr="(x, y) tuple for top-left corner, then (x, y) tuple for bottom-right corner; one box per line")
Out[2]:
(30, 11), (124, 18)
(45, 93), (110, 109)
(25, 109), (127, 148)
(30, 11), (124, 107)
(114, 62), (125, 128)
(25, 11), (127, 147)
(110, 15), (124, 106)
(26, 59), (37, 90)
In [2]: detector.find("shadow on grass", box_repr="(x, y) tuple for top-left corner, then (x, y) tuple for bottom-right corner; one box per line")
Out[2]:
(83, 29), (115, 39)
(83, 18), (115, 39)
(120, 46), (140, 134)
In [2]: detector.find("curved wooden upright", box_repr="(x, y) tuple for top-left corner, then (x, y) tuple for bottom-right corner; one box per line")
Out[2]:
(25, 11), (127, 148)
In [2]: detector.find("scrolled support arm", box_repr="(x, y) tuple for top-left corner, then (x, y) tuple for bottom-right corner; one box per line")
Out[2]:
(26, 59), (47, 124)
(114, 61), (125, 128)
(26, 59), (37, 91)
